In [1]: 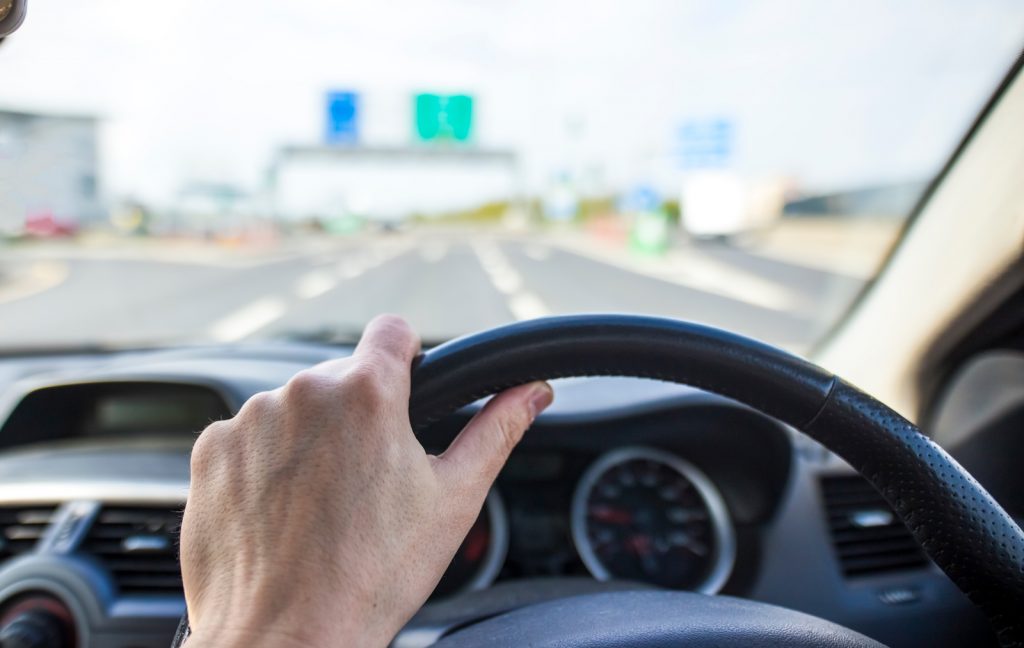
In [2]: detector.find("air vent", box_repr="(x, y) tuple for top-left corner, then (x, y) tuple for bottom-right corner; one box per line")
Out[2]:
(820, 476), (929, 577)
(81, 506), (183, 596)
(0, 505), (57, 561)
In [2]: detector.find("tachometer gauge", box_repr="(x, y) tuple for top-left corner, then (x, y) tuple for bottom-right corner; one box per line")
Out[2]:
(571, 447), (735, 593)
(431, 489), (508, 599)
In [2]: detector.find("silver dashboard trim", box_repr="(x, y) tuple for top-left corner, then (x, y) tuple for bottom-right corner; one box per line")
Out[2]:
(570, 446), (736, 595)
(0, 481), (189, 505)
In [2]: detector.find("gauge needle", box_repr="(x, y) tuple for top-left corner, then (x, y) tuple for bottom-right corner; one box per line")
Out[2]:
(628, 534), (650, 553)
(668, 507), (708, 524)
(669, 530), (709, 557)
(590, 505), (633, 524)
(628, 534), (659, 574)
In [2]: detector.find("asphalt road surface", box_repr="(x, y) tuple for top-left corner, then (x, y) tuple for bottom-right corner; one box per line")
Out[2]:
(0, 232), (865, 354)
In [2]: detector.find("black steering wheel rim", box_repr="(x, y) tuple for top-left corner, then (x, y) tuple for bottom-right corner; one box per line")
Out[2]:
(407, 315), (1024, 647)
(172, 315), (1024, 647)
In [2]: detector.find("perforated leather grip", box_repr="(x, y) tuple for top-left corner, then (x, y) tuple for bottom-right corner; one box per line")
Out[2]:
(409, 315), (1024, 645)
(806, 381), (1024, 646)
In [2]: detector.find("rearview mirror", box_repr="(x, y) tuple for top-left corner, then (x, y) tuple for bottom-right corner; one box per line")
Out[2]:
(0, 0), (27, 39)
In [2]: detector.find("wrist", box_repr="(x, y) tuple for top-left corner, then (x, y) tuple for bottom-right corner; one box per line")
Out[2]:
(183, 600), (394, 648)
(185, 623), (373, 648)
(185, 627), (308, 648)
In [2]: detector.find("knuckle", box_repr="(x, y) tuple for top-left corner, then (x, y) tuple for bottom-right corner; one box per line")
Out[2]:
(285, 370), (337, 405)
(190, 424), (226, 475)
(189, 445), (211, 478)
(344, 361), (387, 403)
(240, 390), (277, 418)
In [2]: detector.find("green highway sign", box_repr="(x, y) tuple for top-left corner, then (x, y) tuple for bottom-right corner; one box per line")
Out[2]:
(414, 93), (473, 142)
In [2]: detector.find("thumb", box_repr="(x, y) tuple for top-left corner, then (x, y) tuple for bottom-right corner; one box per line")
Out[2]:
(434, 381), (554, 497)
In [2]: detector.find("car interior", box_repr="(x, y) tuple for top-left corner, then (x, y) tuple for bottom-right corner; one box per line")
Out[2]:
(0, 2), (1023, 647)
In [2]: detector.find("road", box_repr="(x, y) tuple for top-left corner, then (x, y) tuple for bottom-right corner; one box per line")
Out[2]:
(0, 231), (866, 354)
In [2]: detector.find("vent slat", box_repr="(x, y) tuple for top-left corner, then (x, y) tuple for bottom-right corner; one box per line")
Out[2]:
(820, 476), (928, 578)
(0, 506), (57, 562)
(5, 526), (48, 540)
(831, 525), (918, 543)
(836, 542), (923, 558)
(842, 554), (931, 576)
(81, 506), (183, 596)
(113, 574), (184, 588)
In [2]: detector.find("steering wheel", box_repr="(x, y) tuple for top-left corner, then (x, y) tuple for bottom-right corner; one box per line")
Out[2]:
(172, 315), (1024, 647)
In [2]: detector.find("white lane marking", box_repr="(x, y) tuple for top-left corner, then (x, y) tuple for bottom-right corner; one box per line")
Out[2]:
(489, 266), (523, 295)
(661, 253), (805, 311)
(208, 240), (416, 341)
(337, 240), (415, 279)
(547, 238), (806, 312)
(472, 242), (550, 320)
(0, 261), (69, 304)
(508, 292), (549, 320)
(338, 260), (367, 279)
(294, 271), (337, 299)
(419, 242), (448, 263)
(208, 297), (288, 342)
(524, 244), (551, 261)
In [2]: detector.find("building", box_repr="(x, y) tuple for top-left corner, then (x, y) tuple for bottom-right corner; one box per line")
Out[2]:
(0, 108), (103, 235)
(268, 144), (521, 223)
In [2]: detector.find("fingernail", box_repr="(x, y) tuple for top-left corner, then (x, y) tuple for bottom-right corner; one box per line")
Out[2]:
(528, 382), (554, 419)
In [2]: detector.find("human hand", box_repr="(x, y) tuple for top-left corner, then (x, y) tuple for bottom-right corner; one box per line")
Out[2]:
(180, 315), (553, 647)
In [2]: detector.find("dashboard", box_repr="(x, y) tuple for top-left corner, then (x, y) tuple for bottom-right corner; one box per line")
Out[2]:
(419, 397), (791, 603)
(0, 343), (997, 647)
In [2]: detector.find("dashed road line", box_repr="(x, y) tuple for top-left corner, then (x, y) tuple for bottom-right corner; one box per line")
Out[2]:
(208, 297), (288, 342)
(488, 264), (523, 295)
(508, 293), (549, 320)
(209, 240), (415, 341)
(472, 242), (550, 321)
(544, 238), (808, 312)
(294, 271), (338, 299)
(333, 240), (414, 281)
(338, 259), (367, 279)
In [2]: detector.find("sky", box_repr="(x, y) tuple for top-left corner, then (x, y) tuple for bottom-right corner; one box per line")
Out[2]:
(1, 0), (1022, 210)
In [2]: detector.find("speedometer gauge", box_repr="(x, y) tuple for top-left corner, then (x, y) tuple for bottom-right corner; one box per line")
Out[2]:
(571, 447), (735, 593)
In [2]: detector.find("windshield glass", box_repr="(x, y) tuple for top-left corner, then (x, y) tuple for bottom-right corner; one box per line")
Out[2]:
(1, 2), (1022, 352)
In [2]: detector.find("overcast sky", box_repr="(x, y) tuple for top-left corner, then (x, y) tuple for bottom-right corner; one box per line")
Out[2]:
(1, 0), (1022, 207)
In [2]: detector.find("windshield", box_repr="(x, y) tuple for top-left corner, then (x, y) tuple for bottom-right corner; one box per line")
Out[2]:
(1, 2), (1022, 352)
